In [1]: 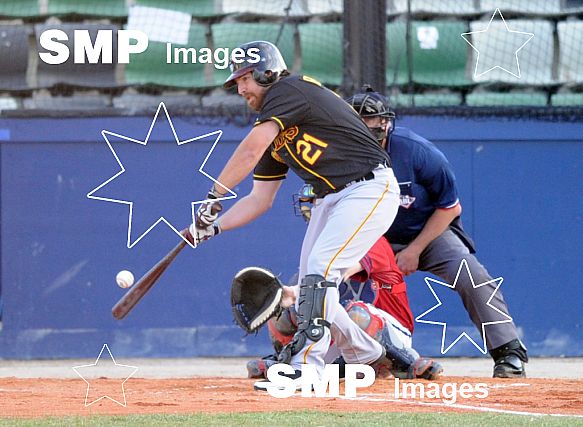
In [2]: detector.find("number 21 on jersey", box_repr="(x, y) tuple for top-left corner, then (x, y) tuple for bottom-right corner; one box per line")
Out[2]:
(296, 133), (328, 165)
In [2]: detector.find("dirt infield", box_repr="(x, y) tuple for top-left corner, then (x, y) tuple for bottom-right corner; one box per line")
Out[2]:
(1, 376), (582, 419)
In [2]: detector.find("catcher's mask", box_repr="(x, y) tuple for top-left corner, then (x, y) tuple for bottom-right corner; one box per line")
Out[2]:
(345, 85), (396, 144)
(292, 184), (315, 223)
(223, 40), (288, 89)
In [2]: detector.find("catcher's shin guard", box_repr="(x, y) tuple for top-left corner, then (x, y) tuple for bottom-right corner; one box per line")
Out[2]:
(278, 274), (336, 363)
(383, 345), (443, 380)
(378, 328), (419, 378)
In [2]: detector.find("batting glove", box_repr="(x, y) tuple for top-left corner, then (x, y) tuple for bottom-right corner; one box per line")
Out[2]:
(196, 186), (223, 228)
(189, 222), (221, 246)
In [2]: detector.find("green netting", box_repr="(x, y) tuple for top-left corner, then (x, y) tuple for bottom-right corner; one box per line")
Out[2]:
(47, 0), (127, 17)
(465, 19), (554, 85)
(307, 0), (343, 15)
(389, 0), (477, 15)
(0, 1), (40, 17)
(212, 23), (295, 86)
(222, 0), (309, 16)
(551, 93), (583, 107)
(386, 21), (408, 86)
(387, 20), (471, 87)
(299, 22), (343, 86)
(480, 0), (562, 15)
(412, 21), (470, 86)
(0, 26), (29, 90)
(466, 92), (548, 107)
(135, 0), (221, 17)
(558, 21), (583, 83)
(0, 0), (582, 113)
(125, 24), (209, 88)
(391, 92), (462, 107)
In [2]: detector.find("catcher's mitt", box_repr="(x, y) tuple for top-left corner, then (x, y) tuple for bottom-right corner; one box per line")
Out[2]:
(231, 267), (284, 333)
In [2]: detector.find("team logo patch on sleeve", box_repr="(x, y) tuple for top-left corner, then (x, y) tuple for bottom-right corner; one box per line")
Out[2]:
(398, 181), (416, 208)
(399, 195), (416, 209)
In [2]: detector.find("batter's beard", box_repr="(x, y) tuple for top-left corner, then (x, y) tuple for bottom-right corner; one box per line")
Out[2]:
(246, 98), (258, 110)
(246, 96), (263, 111)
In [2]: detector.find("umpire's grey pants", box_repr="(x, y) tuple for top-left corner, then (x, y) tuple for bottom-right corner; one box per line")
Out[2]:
(392, 229), (520, 350)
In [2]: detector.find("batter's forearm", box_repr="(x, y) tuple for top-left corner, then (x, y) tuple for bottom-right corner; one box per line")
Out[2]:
(213, 122), (280, 194)
(217, 180), (282, 232)
(217, 193), (270, 231)
(214, 148), (261, 194)
(408, 204), (462, 254)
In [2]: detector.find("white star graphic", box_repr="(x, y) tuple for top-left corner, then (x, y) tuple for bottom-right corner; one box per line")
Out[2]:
(461, 8), (534, 79)
(72, 344), (138, 407)
(86, 102), (236, 248)
(415, 259), (513, 354)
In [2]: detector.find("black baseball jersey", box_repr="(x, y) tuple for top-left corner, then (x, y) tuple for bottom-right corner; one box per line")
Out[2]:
(253, 75), (390, 196)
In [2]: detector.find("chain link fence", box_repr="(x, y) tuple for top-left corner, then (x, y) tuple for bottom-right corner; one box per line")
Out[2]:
(0, 0), (582, 118)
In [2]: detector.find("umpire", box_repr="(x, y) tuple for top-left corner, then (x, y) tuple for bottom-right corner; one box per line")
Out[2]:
(346, 86), (528, 378)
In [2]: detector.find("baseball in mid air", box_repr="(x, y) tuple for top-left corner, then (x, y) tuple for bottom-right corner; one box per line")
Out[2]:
(116, 270), (135, 288)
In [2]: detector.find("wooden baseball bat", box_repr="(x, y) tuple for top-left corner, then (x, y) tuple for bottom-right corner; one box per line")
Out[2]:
(111, 228), (191, 320)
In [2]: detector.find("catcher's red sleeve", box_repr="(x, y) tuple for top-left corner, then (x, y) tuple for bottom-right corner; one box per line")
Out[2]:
(351, 237), (414, 333)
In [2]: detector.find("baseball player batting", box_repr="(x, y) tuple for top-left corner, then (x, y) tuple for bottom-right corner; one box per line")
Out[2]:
(190, 40), (401, 389)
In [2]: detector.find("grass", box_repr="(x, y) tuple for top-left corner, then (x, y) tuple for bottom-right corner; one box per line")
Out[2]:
(1, 411), (582, 427)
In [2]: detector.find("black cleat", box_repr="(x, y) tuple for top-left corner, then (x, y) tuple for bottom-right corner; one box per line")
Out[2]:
(490, 339), (528, 378)
(493, 354), (526, 378)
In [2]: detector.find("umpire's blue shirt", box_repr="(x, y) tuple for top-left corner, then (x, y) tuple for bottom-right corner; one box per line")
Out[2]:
(384, 127), (460, 245)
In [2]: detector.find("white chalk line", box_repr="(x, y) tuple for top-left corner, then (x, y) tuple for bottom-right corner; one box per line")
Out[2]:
(341, 393), (583, 418)
(488, 382), (530, 389)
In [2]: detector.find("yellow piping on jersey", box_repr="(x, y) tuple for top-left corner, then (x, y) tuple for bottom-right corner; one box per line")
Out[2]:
(253, 116), (284, 130)
(324, 178), (391, 279)
(284, 144), (336, 190)
(303, 342), (316, 364)
(270, 116), (285, 130)
(253, 173), (287, 179)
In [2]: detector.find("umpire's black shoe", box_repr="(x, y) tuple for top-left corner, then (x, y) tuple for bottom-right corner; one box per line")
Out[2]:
(493, 355), (526, 378)
(490, 339), (528, 378)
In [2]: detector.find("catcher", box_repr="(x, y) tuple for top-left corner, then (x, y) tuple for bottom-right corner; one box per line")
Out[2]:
(232, 184), (443, 382)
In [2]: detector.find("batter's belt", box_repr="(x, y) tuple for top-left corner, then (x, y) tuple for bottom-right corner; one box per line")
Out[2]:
(316, 161), (389, 198)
